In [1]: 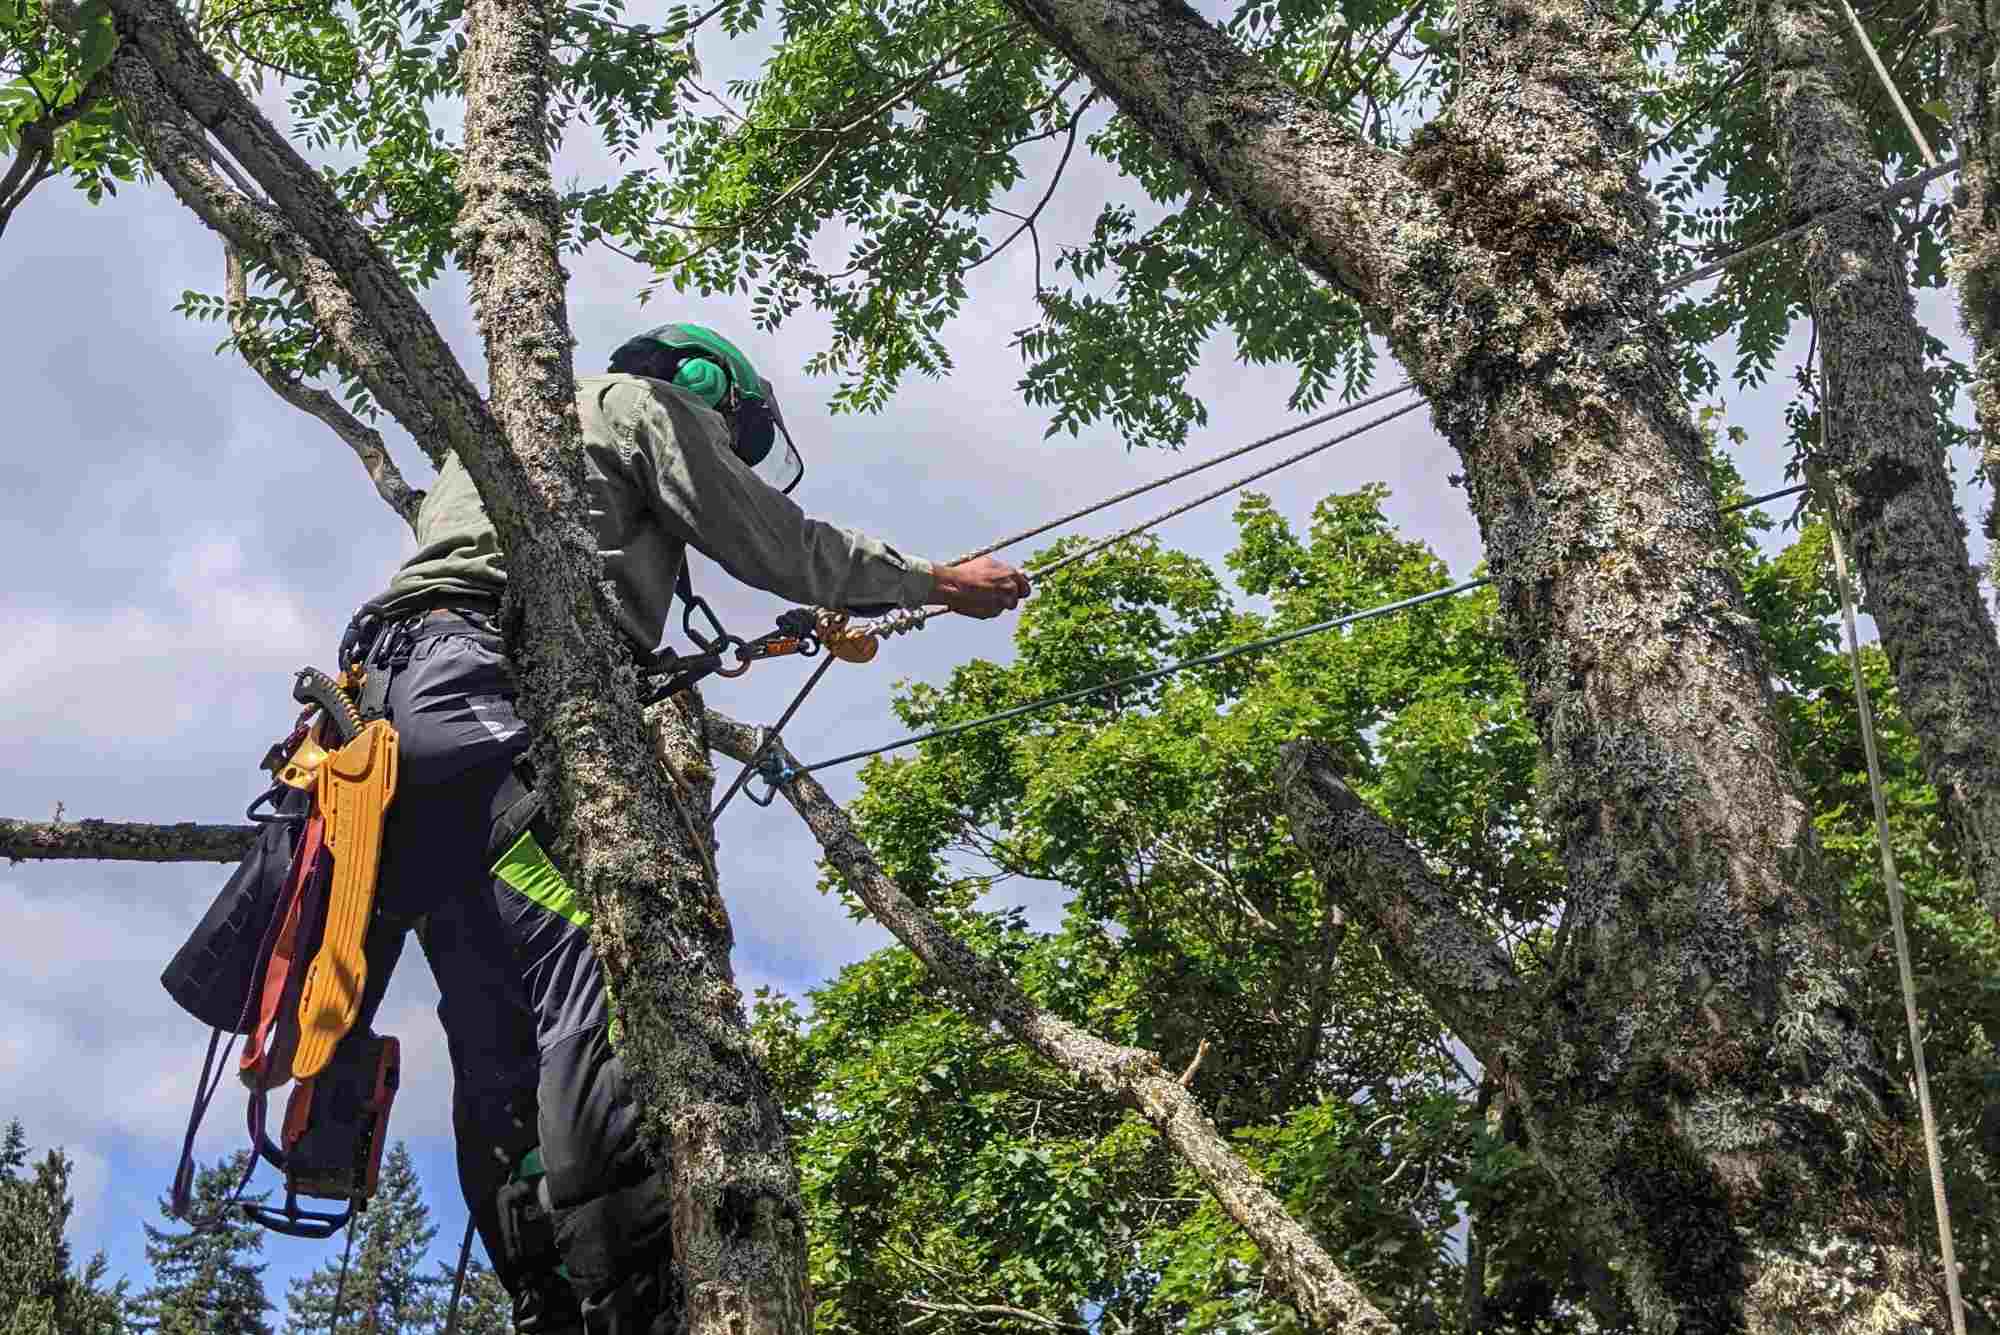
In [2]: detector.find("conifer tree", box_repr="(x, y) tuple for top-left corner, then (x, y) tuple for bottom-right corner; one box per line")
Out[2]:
(0, 1120), (130, 1334)
(431, 1252), (511, 1335)
(132, 1153), (271, 1335)
(283, 1145), (442, 1335)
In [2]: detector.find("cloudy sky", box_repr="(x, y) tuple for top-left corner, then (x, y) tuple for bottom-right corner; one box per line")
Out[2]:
(0, 4), (1985, 1320)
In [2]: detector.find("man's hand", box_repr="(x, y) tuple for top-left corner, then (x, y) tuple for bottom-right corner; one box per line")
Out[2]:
(931, 556), (1032, 619)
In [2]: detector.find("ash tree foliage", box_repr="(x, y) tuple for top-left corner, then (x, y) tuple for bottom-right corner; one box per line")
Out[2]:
(0, 1120), (130, 1335)
(132, 1154), (271, 1335)
(756, 461), (2000, 1331)
(283, 1144), (446, 1335)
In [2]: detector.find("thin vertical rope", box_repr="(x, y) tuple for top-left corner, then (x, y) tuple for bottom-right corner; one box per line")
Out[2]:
(1827, 521), (1966, 1334)
(1813, 314), (1963, 1329)
(1833, 0), (1940, 167)
(327, 1212), (356, 1335)
(444, 1213), (476, 1334)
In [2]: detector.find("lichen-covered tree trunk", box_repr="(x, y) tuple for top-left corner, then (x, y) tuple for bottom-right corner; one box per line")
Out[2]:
(1006, 0), (1946, 1325)
(103, 0), (814, 1325)
(1946, 0), (2000, 582)
(452, 0), (811, 1327)
(1761, 0), (2000, 919)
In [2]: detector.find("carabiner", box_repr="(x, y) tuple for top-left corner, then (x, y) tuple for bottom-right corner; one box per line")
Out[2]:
(682, 594), (731, 654)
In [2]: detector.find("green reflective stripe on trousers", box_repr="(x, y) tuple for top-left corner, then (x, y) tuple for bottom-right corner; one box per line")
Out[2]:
(493, 830), (592, 930)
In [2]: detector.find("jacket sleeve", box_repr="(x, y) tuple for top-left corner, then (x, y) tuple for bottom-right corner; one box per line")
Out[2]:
(610, 377), (938, 611)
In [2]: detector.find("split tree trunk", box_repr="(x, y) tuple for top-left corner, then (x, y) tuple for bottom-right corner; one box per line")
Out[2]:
(1759, 0), (2000, 918)
(1001, 0), (1947, 1324)
(103, 0), (813, 1324)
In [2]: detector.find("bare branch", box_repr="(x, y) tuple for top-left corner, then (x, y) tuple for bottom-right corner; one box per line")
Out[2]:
(224, 245), (423, 531)
(706, 709), (1398, 1335)
(1, 816), (257, 863)
(898, 1297), (1087, 1331)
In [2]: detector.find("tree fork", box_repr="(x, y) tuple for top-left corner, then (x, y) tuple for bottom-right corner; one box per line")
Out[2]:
(705, 711), (1398, 1334)
(1759, 0), (2000, 918)
(101, 0), (817, 1322)
(990, 0), (1945, 1322)
(453, 0), (811, 1324)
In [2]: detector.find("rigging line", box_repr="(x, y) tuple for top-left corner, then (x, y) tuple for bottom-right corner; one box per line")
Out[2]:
(1664, 156), (1958, 293)
(716, 397), (1432, 820)
(443, 1213), (476, 1335)
(710, 654), (837, 821)
(786, 484), (1805, 779)
(327, 1212), (356, 1335)
(1829, 518), (1966, 1334)
(1810, 308), (1963, 1329)
(869, 396), (1431, 643)
(953, 378), (1420, 566)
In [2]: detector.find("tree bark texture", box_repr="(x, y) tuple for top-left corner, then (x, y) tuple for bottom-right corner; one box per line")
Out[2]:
(106, 0), (814, 1325)
(991, 0), (1948, 1323)
(1760, 0), (2000, 919)
(704, 711), (1397, 1334)
(452, 0), (810, 1325)
(0, 817), (256, 862)
(1946, 0), (2000, 552)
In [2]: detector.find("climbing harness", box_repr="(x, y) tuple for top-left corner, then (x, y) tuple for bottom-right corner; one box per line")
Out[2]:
(165, 653), (404, 1240)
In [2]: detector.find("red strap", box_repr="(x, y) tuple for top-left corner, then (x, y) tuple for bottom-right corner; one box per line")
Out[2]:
(240, 813), (325, 1084)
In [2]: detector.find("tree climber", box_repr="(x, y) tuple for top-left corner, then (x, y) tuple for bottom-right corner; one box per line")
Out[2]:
(334, 322), (1031, 1332)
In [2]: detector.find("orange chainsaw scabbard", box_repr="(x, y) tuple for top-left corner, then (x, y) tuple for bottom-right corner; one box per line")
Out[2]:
(291, 719), (399, 1080)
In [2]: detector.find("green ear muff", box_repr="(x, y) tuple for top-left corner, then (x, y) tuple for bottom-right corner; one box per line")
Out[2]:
(669, 354), (732, 410)
(609, 321), (806, 494)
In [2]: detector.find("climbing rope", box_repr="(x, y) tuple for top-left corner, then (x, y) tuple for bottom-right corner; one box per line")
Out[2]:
(327, 1213), (356, 1335)
(715, 156), (1960, 816)
(1808, 317), (1964, 1331)
(733, 484), (1803, 785)
(443, 1214), (476, 1335)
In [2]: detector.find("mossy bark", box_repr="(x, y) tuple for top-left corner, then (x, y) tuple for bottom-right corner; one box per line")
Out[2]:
(1006, 0), (1948, 1325)
(107, 0), (814, 1324)
(453, 0), (810, 1326)
(0, 817), (256, 862)
(1761, 0), (2000, 920)
(1947, 0), (2000, 559)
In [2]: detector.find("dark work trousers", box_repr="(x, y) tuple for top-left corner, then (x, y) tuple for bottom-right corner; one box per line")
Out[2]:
(348, 610), (677, 1333)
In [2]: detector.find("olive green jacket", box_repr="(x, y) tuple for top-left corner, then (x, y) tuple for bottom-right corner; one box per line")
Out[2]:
(375, 374), (936, 649)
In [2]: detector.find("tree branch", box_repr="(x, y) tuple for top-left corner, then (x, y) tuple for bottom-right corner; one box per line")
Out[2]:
(224, 245), (423, 532)
(1276, 741), (1521, 1070)
(107, 0), (492, 473)
(705, 709), (1398, 1335)
(990, 0), (1423, 307)
(898, 1297), (1087, 1331)
(1, 817), (257, 863)
(105, 37), (453, 462)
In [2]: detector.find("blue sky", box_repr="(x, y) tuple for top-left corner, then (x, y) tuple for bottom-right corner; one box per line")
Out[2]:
(0, 3), (1984, 1323)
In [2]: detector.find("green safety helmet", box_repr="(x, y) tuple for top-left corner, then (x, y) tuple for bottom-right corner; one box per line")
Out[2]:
(608, 322), (805, 495)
